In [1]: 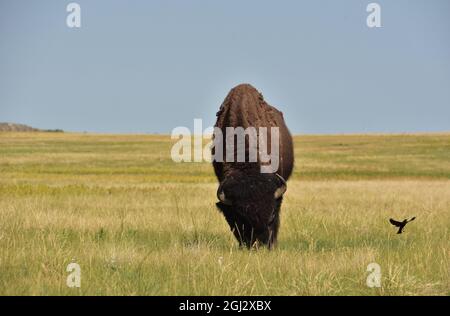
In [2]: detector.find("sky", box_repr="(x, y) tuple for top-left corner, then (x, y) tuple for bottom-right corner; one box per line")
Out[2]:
(0, 0), (449, 134)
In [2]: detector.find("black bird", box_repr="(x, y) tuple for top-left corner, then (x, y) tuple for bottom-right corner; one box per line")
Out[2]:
(389, 217), (416, 234)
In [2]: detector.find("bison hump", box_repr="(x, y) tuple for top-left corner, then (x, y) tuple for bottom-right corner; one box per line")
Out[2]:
(216, 83), (283, 129)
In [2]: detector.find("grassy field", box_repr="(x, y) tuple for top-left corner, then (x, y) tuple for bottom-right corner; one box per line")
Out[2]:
(0, 132), (449, 295)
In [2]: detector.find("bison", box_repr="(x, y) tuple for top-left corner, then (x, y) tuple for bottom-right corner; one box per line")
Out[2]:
(212, 84), (294, 249)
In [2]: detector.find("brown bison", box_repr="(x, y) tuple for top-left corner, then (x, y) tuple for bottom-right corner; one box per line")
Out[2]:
(212, 84), (294, 249)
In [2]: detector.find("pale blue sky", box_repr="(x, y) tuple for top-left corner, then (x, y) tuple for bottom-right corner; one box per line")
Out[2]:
(1, 0), (449, 133)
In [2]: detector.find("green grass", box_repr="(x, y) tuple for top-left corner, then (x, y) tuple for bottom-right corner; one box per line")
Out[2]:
(0, 132), (449, 295)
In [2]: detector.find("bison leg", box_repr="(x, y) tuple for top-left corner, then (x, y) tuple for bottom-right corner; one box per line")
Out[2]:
(267, 213), (280, 249)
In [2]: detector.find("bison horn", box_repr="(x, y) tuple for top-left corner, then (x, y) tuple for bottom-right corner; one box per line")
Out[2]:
(274, 173), (287, 199)
(217, 183), (232, 205)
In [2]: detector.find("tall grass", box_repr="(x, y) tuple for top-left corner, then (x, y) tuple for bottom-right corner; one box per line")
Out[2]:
(0, 132), (448, 295)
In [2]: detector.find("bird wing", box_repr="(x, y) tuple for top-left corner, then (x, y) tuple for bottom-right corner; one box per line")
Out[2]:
(389, 218), (402, 227)
(409, 217), (416, 222)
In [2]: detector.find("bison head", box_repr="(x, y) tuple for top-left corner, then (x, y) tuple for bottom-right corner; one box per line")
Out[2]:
(215, 172), (287, 249)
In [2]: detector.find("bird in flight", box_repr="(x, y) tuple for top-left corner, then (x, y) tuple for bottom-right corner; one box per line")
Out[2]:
(389, 217), (416, 234)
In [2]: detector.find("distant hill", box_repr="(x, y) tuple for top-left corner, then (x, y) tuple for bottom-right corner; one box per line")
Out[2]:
(0, 122), (63, 132)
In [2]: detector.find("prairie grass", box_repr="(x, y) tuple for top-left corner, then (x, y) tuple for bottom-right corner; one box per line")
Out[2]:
(0, 132), (449, 295)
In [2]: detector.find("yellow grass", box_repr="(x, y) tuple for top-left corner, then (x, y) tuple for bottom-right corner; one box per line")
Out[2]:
(0, 132), (449, 295)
